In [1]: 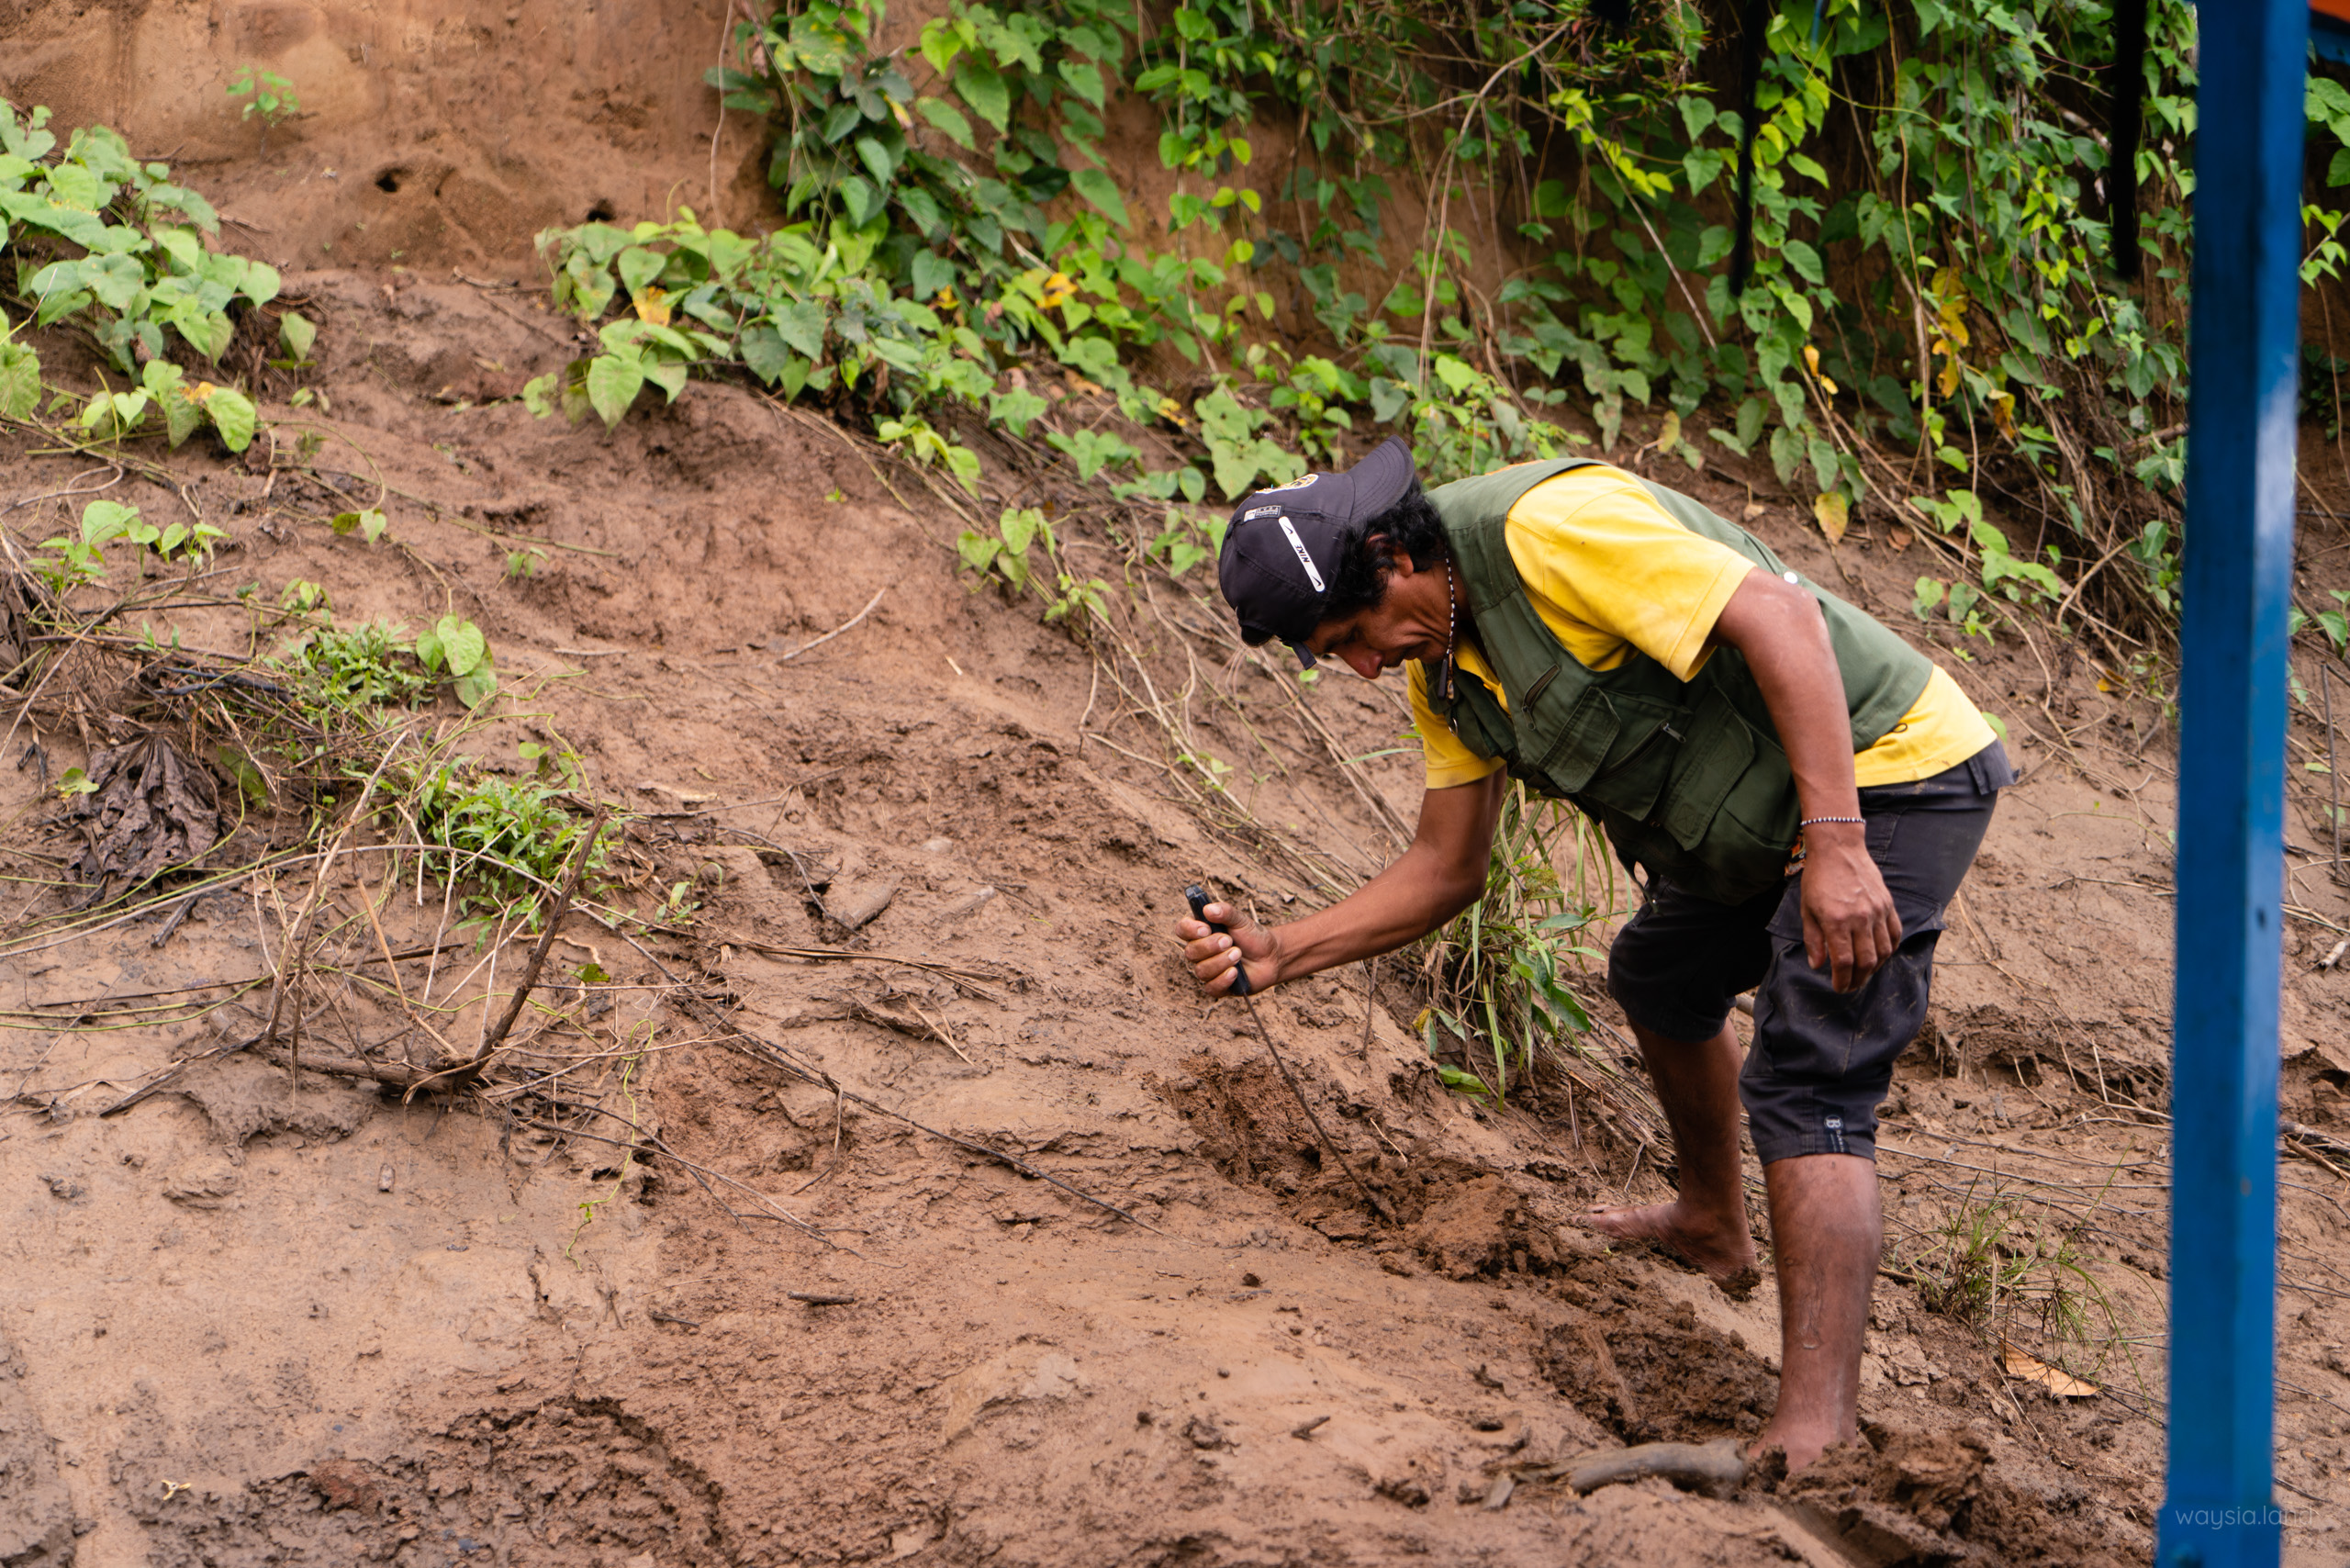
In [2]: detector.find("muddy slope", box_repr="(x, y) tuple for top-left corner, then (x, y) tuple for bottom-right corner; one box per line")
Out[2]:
(0, 274), (1823, 1566)
(13, 267), (2348, 1568)
(1, 6), (2348, 1540)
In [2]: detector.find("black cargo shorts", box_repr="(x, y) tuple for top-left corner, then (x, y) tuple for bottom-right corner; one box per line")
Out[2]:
(1604, 741), (2011, 1164)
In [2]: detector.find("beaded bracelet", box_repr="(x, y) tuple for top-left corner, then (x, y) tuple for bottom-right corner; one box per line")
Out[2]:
(1799, 815), (1864, 827)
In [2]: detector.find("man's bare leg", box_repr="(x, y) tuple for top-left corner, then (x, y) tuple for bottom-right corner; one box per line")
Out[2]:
(1582, 1021), (1757, 1282)
(1754, 1151), (1880, 1471)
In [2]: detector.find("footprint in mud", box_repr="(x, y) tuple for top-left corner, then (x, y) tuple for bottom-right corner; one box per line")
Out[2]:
(1539, 1295), (1774, 1445)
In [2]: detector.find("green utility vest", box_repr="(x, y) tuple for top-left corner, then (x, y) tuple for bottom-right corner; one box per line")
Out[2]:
(1419, 458), (1931, 906)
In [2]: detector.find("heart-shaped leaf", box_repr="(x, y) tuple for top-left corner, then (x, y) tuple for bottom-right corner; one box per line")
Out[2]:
(203, 386), (256, 451)
(585, 353), (643, 429)
(1069, 167), (1128, 229)
(431, 615), (488, 678)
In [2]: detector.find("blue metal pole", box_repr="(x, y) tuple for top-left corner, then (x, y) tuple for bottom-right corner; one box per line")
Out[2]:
(2158, 0), (2302, 1562)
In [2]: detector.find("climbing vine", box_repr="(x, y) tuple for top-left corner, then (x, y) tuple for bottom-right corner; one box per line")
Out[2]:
(526, 0), (2350, 654)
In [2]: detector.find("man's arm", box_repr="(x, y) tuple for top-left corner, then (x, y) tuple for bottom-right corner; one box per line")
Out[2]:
(1180, 770), (1505, 993)
(1707, 570), (1902, 991)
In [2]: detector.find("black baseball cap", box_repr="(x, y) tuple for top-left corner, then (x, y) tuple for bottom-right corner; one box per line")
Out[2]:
(1215, 436), (1417, 666)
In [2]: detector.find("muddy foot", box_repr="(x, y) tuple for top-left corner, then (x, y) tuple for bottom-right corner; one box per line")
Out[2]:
(1582, 1200), (1759, 1289)
(1747, 1428), (1831, 1475)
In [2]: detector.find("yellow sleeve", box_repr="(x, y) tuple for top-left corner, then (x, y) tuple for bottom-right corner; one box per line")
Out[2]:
(1408, 659), (1506, 791)
(1852, 664), (1999, 787)
(1505, 468), (1755, 679)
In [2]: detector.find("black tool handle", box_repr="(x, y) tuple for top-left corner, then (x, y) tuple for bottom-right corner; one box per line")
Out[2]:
(1183, 884), (1251, 996)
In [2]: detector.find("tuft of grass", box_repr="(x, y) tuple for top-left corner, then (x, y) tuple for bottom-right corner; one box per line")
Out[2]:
(276, 619), (431, 714)
(246, 610), (621, 933)
(1416, 782), (1616, 1104)
(408, 760), (615, 934)
(1900, 1177), (2146, 1397)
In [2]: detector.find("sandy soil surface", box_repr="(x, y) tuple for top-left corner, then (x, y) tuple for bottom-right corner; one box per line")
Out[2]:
(3, 270), (2348, 1567)
(7, 14), (2350, 1566)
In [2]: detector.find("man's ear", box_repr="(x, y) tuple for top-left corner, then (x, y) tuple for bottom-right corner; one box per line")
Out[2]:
(1368, 533), (1411, 579)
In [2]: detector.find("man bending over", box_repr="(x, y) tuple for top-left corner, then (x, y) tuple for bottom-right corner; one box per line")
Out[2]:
(1177, 437), (2008, 1471)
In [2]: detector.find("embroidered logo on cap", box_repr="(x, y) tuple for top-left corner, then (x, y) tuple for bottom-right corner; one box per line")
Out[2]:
(1242, 504), (1281, 521)
(1257, 472), (1321, 494)
(1277, 515), (1325, 592)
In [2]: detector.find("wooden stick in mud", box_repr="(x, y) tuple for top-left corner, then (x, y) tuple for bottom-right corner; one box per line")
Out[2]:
(469, 806), (608, 1073)
(1564, 1438), (1747, 1497)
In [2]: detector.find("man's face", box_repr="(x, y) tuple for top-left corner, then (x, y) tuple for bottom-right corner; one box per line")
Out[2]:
(1299, 547), (1449, 681)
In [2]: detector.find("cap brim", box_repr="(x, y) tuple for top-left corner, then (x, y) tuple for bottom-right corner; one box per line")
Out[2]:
(1290, 643), (1318, 668)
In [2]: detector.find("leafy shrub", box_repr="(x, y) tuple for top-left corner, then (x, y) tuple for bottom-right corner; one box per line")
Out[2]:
(1, 101), (276, 449)
(33, 499), (224, 592)
(957, 505), (1110, 626)
(536, 0), (2350, 653)
(226, 67), (300, 141)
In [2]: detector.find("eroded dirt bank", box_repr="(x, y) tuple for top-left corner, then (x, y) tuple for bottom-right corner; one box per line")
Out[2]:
(5, 7), (2350, 1551)
(0, 0), (764, 273)
(4, 271), (2349, 1568)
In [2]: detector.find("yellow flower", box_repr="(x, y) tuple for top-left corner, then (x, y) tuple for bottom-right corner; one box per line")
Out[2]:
(1039, 270), (1076, 309)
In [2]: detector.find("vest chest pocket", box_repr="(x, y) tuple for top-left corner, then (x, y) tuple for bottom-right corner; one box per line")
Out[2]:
(1530, 685), (1619, 796)
(1568, 700), (1684, 823)
(1657, 687), (1756, 851)
(1438, 669), (1517, 765)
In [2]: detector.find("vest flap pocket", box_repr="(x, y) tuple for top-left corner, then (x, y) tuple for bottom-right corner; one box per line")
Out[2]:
(1532, 686), (1619, 795)
(1438, 668), (1516, 764)
(1658, 689), (1754, 852)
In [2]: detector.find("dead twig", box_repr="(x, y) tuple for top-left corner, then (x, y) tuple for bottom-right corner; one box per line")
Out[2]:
(776, 587), (887, 664)
(712, 930), (1010, 1002)
(465, 805), (608, 1076)
(1562, 1438), (1746, 1498)
(2322, 665), (2344, 887)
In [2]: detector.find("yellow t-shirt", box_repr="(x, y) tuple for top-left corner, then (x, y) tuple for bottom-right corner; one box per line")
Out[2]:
(1408, 465), (1996, 791)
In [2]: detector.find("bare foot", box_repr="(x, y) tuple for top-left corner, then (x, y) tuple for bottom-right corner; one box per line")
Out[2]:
(1582, 1199), (1757, 1285)
(1748, 1425), (1835, 1474)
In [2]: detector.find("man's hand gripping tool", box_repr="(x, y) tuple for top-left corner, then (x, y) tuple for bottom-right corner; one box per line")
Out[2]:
(1183, 884), (1251, 997)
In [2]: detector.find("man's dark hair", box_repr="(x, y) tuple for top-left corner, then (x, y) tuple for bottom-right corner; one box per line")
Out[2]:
(1319, 480), (1449, 623)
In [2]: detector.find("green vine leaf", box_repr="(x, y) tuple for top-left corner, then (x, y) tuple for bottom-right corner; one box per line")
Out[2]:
(1069, 167), (1128, 229)
(954, 57), (1010, 133)
(584, 353), (643, 429)
(202, 386), (256, 452)
(1056, 59), (1105, 109)
(0, 340), (39, 420)
(767, 300), (828, 358)
(916, 97), (975, 150)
